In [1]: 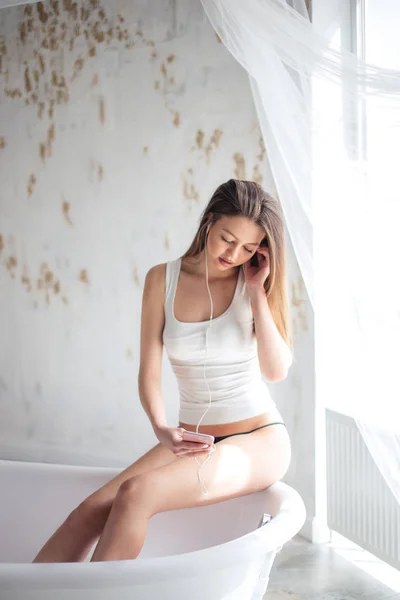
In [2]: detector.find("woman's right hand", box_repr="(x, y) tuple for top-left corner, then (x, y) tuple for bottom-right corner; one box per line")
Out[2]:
(155, 426), (211, 457)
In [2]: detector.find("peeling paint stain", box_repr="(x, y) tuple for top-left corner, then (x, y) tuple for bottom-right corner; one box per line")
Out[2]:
(79, 269), (89, 284)
(257, 135), (266, 162)
(90, 158), (104, 181)
(0, 137), (5, 150)
(62, 197), (73, 226)
(47, 122), (55, 156)
(252, 164), (262, 184)
(19, 21), (27, 44)
(5, 88), (22, 98)
(196, 130), (204, 149)
(21, 265), (32, 292)
(39, 142), (46, 163)
(173, 112), (180, 128)
(0, 236), (3, 252)
(6, 256), (17, 279)
(183, 178), (200, 204)
(133, 266), (140, 287)
(99, 95), (105, 125)
(167, 54), (175, 63)
(37, 53), (45, 74)
(48, 100), (55, 120)
(27, 174), (36, 196)
(45, 270), (54, 284)
(143, 146), (148, 154)
(72, 56), (85, 81)
(151, 51), (157, 61)
(233, 152), (246, 179)
(192, 129), (223, 163)
(24, 66), (32, 93)
(205, 129), (223, 162)
(36, 2), (50, 24)
(34, 262), (63, 305)
(38, 102), (45, 119)
(91, 73), (99, 87)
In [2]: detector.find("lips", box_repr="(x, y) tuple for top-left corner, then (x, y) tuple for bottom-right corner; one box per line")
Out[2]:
(219, 257), (233, 266)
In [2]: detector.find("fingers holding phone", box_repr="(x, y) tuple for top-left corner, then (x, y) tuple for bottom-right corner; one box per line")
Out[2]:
(182, 430), (215, 456)
(155, 426), (214, 457)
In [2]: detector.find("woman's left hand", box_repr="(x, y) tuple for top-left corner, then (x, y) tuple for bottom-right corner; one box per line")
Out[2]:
(244, 247), (270, 292)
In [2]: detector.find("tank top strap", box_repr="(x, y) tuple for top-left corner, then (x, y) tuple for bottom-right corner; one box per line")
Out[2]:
(237, 264), (247, 297)
(164, 257), (181, 308)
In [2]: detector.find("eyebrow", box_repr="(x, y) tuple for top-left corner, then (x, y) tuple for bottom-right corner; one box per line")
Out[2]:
(222, 228), (259, 246)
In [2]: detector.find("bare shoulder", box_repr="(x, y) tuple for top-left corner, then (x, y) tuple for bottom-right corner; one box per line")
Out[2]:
(139, 263), (168, 376)
(143, 262), (167, 295)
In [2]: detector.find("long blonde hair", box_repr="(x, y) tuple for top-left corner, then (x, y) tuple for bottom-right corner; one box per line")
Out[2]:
(182, 179), (293, 351)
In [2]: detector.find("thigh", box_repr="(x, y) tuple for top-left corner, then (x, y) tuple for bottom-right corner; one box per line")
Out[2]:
(82, 443), (177, 516)
(136, 423), (291, 515)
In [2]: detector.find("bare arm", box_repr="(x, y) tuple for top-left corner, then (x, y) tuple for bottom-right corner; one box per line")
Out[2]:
(138, 263), (167, 433)
(137, 264), (211, 457)
(250, 289), (293, 382)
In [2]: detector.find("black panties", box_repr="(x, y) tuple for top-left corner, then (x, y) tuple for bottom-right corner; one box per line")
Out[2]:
(213, 422), (286, 444)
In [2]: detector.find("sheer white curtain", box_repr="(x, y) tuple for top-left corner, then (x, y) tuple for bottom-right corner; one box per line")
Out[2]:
(200, 0), (400, 505)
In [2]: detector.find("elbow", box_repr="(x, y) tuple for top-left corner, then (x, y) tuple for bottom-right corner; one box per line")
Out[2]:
(263, 368), (288, 383)
(262, 359), (292, 382)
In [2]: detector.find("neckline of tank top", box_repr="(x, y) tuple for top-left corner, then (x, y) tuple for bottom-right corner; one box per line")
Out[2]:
(171, 256), (243, 326)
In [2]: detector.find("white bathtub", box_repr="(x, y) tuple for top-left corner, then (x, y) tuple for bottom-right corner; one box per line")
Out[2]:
(0, 459), (306, 600)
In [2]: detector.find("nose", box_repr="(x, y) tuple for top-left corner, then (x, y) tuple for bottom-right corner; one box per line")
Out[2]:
(226, 247), (240, 262)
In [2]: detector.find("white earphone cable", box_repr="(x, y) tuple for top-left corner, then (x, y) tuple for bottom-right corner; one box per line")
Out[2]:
(194, 228), (216, 496)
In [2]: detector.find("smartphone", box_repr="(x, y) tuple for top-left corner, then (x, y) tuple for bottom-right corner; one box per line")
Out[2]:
(182, 431), (215, 445)
(250, 237), (268, 268)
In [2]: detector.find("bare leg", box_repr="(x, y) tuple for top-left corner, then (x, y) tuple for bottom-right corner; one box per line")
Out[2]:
(91, 475), (153, 561)
(32, 443), (177, 563)
(91, 424), (291, 561)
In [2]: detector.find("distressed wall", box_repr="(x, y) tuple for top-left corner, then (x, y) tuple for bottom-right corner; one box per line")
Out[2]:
(0, 0), (314, 538)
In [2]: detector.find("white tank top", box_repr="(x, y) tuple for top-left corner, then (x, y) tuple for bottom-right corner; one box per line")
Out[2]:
(162, 257), (277, 425)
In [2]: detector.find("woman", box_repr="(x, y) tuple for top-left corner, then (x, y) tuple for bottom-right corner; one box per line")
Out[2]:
(33, 179), (293, 563)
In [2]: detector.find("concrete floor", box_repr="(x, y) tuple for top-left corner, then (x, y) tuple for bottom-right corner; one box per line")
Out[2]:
(266, 535), (400, 600)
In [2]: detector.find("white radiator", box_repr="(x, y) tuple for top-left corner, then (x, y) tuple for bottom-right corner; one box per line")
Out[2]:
(326, 409), (400, 571)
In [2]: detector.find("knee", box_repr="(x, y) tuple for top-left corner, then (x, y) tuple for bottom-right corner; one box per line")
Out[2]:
(113, 474), (156, 514)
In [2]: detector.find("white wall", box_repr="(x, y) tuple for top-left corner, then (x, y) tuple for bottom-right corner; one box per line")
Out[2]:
(0, 0), (313, 538)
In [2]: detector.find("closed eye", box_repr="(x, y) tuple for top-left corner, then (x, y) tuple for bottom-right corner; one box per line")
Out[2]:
(221, 235), (253, 254)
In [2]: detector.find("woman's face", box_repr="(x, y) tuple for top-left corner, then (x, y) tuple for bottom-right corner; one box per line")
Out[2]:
(206, 215), (266, 269)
